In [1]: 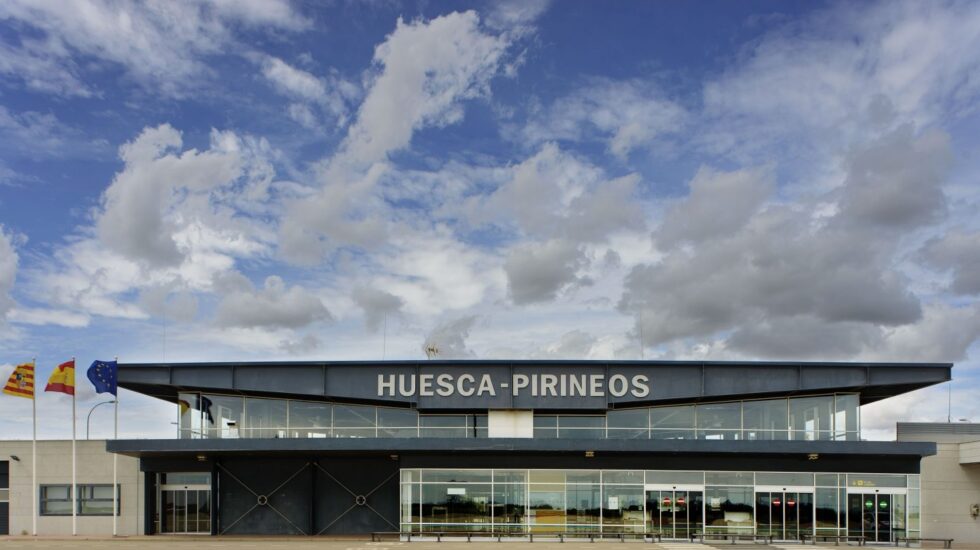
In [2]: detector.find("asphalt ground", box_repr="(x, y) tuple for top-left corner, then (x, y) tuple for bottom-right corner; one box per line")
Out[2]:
(0, 539), (973, 550)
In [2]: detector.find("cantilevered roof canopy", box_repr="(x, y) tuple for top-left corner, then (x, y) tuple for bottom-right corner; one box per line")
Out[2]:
(118, 359), (951, 412)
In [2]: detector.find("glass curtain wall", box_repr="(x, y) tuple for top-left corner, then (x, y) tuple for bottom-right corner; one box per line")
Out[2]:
(177, 393), (860, 441)
(400, 469), (914, 539)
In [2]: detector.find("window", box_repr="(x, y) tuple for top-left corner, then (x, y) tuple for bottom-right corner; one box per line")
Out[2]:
(39, 484), (119, 516)
(40, 485), (72, 515)
(78, 485), (120, 516)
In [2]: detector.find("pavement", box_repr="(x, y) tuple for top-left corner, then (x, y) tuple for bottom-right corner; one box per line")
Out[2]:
(0, 539), (975, 550)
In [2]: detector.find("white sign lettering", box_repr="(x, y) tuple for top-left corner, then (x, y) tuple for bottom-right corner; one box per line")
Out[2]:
(377, 373), (650, 398)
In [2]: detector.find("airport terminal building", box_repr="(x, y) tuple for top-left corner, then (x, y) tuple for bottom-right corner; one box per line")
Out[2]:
(96, 359), (952, 540)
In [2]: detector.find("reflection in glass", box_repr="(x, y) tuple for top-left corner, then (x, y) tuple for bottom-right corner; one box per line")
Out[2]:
(288, 401), (331, 438)
(607, 408), (648, 439)
(834, 394), (860, 440)
(333, 404), (375, 437)
(529, 484), (565, 531)
(243, 398), (286, 438)
(421, 483), (492, 529)
(790, 396), (833, 441)
(201, 394), (243, 438)
(650, 406), (695, 439)
(492, 483), (526, 531)
(566, 483), (600, 526)
(705, 487), (754, 533)
(602, 485), (644, 533)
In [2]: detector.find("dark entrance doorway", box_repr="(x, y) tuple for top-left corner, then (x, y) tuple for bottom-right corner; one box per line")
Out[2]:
(848, 492), (905, 543)
(756, 491), (814, 541)
(646, 489), (703, 539)
(0, 461), (8, 535)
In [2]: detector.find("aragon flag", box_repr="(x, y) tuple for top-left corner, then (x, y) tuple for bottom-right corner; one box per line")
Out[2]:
(3, 362), (35, 399)
(45, 360), (76, 395)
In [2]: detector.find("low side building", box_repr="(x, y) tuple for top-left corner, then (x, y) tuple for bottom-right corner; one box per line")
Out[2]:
(897, 422), (980, 544)
(0, 440), (143, 536)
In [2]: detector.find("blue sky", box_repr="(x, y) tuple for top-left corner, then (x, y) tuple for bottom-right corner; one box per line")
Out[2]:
(1, 0), (978, 440)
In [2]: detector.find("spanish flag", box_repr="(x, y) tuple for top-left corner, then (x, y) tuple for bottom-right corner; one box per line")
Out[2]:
(45, 360), (75, 396)
(3, 361), (35, 399)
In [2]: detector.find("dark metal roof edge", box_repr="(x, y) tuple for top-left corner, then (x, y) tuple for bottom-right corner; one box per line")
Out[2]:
(107, 438), (937, 458)
(118, 360), (954, 369)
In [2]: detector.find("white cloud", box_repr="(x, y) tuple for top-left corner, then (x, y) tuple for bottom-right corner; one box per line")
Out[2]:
(0, 106), (108, 160)
(0, 226), (18, 320)
(422, 316), (478, 359)
(96, 124), (273, 270)
(0, 0), (309, 97)
(476, 143), (645, 243)
(521, 78), (687, 159)
(259, 55), (357, 127)
(341, 11), (510, 166)
(279, 10), (513, 264)
(920, 229), (980, 295)
(352, 286), (403, 332)
(215, 275), (332, 329)
(7, 307), (90, 328)
(699, 1), (980, 166)
(505, 239), (586, 304)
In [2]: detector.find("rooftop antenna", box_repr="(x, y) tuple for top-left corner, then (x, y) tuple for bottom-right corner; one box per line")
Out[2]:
(948, 380), (952, 423)
(425, 344), (440, 359)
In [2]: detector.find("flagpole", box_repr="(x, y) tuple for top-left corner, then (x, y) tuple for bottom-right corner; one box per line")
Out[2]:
(71, 357), (77, 536)
(112, 356), (118, 537)
(32, 357), (37, 537)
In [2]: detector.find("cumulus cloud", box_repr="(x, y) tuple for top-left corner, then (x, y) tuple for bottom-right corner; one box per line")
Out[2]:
(422, 316), (478, 359)
(279, 10), (512, 264)
(521, 78), (687, 158)
(0, 0), (309, 97)
(621, 124), (952, 352)
(477, 143), (645, 242)
(656, 165), (774, 248)
(920, 230), (980, 295)
(505, 240), (586, 304)
(352, 286), (403, 332)
(215, 275), (331, 329)
(96, 124), (270, 269)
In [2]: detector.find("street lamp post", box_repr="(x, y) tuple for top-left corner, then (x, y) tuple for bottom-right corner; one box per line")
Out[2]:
(86, 399), (117, 440)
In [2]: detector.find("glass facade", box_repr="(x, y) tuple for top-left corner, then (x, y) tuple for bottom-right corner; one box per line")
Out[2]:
(400, 469), (919, 540)
(178, 393), (860, 441)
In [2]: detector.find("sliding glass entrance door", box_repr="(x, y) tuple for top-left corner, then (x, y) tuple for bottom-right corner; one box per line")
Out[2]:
(756, 490), (814, 540)
(848, 492), (906, 543)
(646, 488), (703, 539)
(158, 473), (212, 535)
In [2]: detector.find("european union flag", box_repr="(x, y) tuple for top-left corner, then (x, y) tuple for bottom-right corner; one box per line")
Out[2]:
(87, 360), (118, 396)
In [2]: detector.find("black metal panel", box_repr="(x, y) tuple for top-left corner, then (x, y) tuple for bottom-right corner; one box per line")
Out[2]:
(314, 457), (399, 534)
(703, 364), (798, 396)
(109, 437), (938, 459)
(869, 366), (949, 385)
(217, 458), (313, 535)
(172, 366), (233, 390)
(0, 502), (7, 535)
(800, 366), (867, 390)
(237, 365), (324, 397)
(0, 460), (8, 488)
(143, 471), (155, 535)
(620, 364), (701, 402)
(401, 452), (923, 474)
